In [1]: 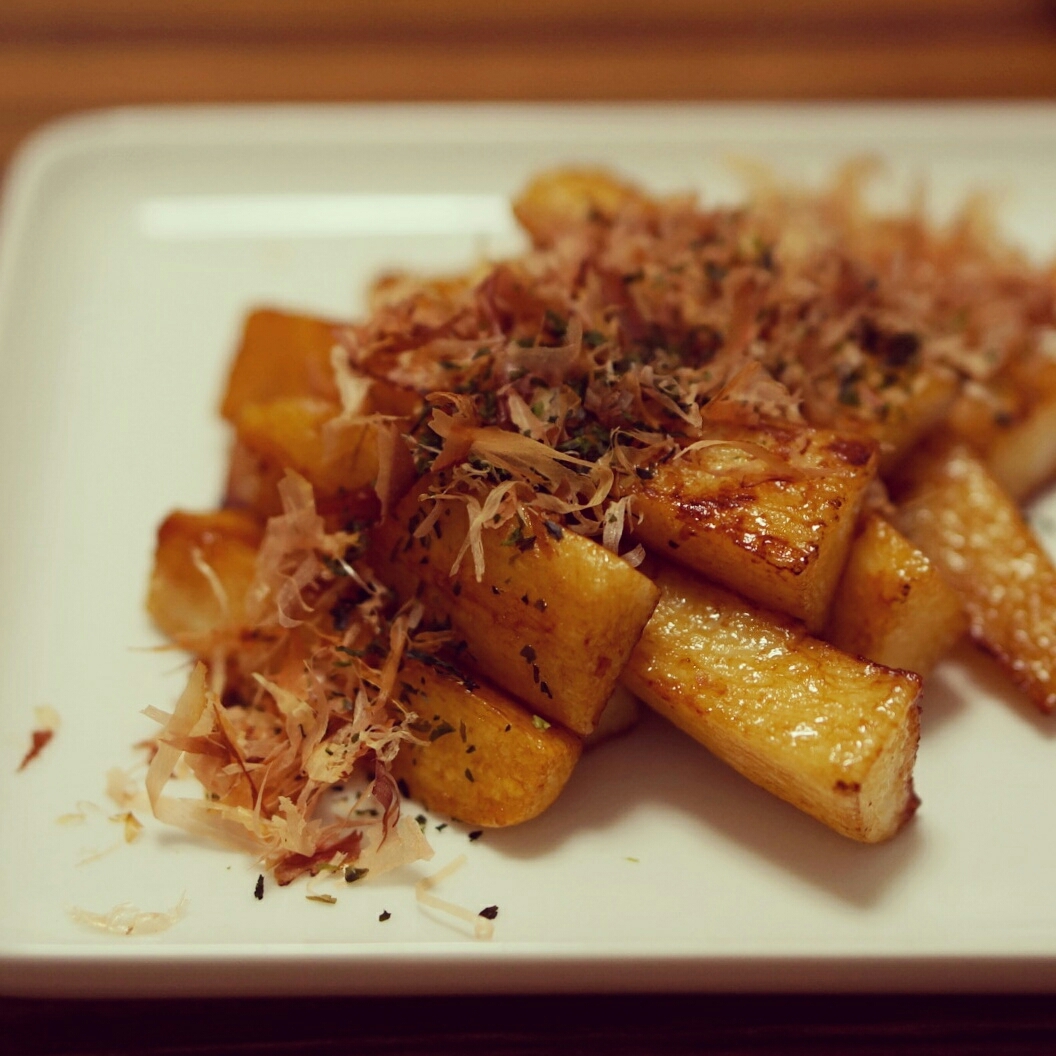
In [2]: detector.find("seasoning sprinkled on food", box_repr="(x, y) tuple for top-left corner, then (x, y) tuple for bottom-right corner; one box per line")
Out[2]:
(142, 163), (1056, 890)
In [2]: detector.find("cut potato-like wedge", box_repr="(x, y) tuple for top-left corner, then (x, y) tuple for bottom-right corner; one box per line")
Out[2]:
(946, 346), (1056, 502)
(623, 561), (922, 843)
(223, 437), (383, 530)
(223, 439), (288, 521)
(631, 423), (878, 631)
(369, 483), (661, 737)
(894, 438), (1056, 712)
(985, 394), (1056, 504)
(828, 366), (960, 476)
(220, 308), (342, 422)
(513, 168), (646, 248)
(825, 514), (966, 676)
(233, 397), (380, 497)
(146, 509), (263, 647)
(392, 659), (582, 827)
(584, 685), (643, 749)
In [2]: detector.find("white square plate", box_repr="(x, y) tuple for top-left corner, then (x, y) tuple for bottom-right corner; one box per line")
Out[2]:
(3, 103), (1056, 997)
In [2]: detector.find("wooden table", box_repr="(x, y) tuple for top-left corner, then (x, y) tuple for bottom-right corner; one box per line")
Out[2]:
(3, 3), (1056, 1053)
(4, 0), (1056, 174)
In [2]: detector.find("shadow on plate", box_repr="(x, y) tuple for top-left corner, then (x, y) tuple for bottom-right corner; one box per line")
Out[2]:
(145, 637), (1053, 910)
(925, 640), (1056, 741)
(481, 709), (925, 910)
(483, 634), (1056, 906)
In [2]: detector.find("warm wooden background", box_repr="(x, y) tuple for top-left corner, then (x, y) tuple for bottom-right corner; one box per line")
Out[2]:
(2, 0), (1056, 172)
(4, 3), (1056, 1054)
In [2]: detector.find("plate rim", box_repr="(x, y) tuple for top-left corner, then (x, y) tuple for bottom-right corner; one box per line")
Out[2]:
(4, 100), (1056, 997)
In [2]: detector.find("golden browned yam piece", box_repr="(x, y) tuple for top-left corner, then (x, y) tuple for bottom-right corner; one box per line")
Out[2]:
(630, 423), (878, 632)
(224, 436), (389, 530)
(512, 168), (646, 247)
(894, 439), (1056, 712)
(147, 509), (263, 648)
(828, 367), (960, 477)
(232, 397), (379, 497)
(367, 270), (482, 317)
(623, 562), (922, 843)
(224, 450), (386, 533)
(985, 396), (1056, 503)
(220, 308), (343, 422)
(369, 485), (661, 737)
(584, 685), (643, 749)
(223, 439), (287, 521)
(364, 379), (425, 418)
(391, 659), (582, 827)
(946, 347), (1056, 502)
(824, 514), (966, 676)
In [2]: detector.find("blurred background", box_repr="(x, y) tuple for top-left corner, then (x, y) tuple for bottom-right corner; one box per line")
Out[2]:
(2, 0), (1056, 172)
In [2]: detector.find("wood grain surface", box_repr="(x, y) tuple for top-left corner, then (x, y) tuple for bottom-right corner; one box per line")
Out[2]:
(2, 0), (1056, 170)
(3, 3), (1056, 1053)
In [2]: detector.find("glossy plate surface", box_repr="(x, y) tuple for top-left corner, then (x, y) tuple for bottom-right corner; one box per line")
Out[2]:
(2, 104), (1056, 996)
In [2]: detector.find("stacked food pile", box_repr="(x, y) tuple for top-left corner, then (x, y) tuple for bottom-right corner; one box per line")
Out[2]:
(144, 167), (1056, 884)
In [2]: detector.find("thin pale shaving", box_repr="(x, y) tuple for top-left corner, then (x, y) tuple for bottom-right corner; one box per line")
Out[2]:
(623, 543), (647, 568)
(190, 545), (230, 619)
(110, 811), (144, 844)
(146, 663), (209, 814)
(415, 854), (495, 941)
(75, 841), (123, 867)
(106, 766), (146, 810)
(330, 342), (372, 416)
(304, 868), (342, 900)
(145, 664), (272, 856)
(358, 813), (435, 879)
(68, 894), (188, 936)
(142, 705), (173, 725)
(57, 800), (103, 826)
(602, 495), (633, 554)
